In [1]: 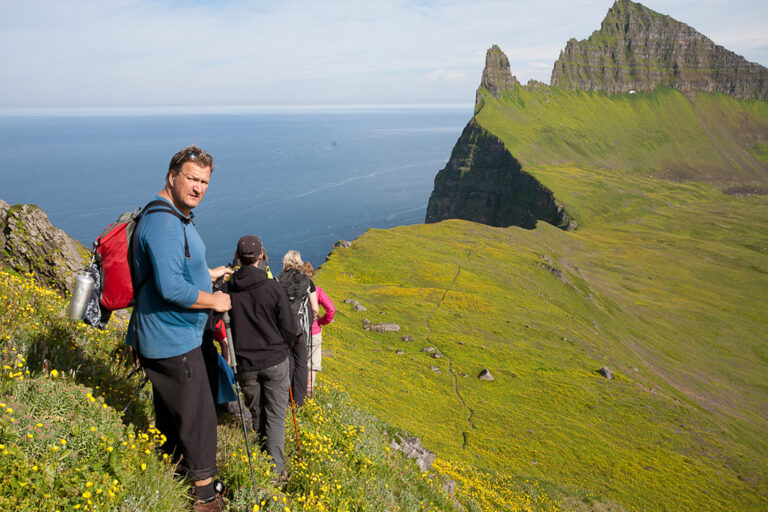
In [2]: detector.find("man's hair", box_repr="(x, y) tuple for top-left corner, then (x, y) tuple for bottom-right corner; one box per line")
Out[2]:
(282, 250), (304, 271)
(238, 253), (259, 266)
(167, 145), (215, 177)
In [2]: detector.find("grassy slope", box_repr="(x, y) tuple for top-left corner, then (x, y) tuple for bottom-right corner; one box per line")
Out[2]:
(0, 267), (461, 512)
(315, 89), (768, 511)
(475, 85), (768, 189)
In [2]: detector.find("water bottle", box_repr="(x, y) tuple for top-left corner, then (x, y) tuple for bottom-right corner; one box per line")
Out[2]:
(68, 272), (95, 320)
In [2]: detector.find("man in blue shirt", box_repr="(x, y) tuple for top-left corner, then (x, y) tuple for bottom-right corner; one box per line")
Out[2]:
(128, 145), (232, 512)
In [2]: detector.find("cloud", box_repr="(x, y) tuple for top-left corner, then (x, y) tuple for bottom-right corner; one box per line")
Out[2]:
(0, 0), (765, 107)
(425, 69), (468, 82)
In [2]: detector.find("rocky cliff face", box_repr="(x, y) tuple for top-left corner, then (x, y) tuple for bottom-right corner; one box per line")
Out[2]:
(425, 120), (574, 230)
(550, 0), (768, 101)
(0, 199), (88, 294)
(478, 44), (520, 102)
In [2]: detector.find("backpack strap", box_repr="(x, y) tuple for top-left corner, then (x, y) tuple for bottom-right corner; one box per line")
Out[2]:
(131, 199), (193, 297)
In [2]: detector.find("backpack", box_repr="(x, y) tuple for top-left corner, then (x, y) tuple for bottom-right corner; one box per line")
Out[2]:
(82, 199), (190, 329)
(276, 269), (313, 348)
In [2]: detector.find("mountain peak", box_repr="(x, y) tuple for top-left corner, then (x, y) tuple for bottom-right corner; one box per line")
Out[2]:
(550, 0), (768, 100)
(478, 44), (520, 101)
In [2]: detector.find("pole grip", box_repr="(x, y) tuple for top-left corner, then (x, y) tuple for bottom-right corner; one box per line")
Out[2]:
(222, 312), (237, 370)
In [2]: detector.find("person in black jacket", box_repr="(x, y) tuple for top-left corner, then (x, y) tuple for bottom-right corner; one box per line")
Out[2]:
(223, 235), (296, 477)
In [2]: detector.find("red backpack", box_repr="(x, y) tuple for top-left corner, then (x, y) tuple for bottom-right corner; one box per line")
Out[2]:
(83, 200), (189, 328)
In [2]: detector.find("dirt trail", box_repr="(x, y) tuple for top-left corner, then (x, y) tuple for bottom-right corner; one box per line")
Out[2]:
(424, 265), (476, 449)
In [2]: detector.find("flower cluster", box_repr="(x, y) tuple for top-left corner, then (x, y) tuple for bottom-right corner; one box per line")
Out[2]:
(433, 459), (561, 512)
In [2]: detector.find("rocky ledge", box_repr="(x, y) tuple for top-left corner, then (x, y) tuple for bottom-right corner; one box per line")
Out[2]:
(0, 199), (88, 294)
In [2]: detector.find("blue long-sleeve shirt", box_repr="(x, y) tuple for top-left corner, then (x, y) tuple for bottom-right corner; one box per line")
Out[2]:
(126, 196), (212, 359)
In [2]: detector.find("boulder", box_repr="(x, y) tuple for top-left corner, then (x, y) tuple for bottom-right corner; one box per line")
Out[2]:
(402, 335), (413, 342)
(422, 346), (436, 354)
(597, 367), (613, 380)
(334, 240), (352, 248)
(478, 368), (494, 381)
(388, 434), (436, 471)
(367, 322), (400, 333)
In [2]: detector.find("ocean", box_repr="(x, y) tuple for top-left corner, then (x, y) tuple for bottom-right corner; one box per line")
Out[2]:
(0, 106), (471, 268)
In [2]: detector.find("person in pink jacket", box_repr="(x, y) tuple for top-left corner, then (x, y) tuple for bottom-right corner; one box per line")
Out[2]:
(302, 262), (335, 396)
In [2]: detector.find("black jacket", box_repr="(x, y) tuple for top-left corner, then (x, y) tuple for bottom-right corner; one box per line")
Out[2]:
(223, 265), (297, 371)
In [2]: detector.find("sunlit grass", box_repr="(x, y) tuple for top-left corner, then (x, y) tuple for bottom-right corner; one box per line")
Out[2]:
(316, 164), (768, 510)
(0, 267), (468, 511)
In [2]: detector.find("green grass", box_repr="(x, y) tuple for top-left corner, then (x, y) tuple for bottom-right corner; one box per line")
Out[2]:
(0, 267), (469, 511)
(315, 160), (768, 510)
(473, 86), (768, 189)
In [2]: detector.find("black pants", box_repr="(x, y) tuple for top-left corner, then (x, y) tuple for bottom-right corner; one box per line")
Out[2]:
(140, 346), (217, 481)
(289, 336), (308, 407)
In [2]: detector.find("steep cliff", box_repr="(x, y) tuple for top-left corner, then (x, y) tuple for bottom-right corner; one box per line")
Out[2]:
(551, 0), (768, 101)
(0, 199), (88, 294)
(425, 119), (573, 229)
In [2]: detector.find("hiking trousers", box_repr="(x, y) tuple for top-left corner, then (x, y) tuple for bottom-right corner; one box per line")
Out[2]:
(289, 336), (308, 407)
(139, 346), (218, 482)
(238, 356), (290, 474)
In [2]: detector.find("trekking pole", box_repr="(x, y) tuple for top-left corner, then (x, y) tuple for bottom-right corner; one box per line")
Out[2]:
(288, 386), (302, 463)
(121, 373), (149, 417)
(221, 312), (258, 495)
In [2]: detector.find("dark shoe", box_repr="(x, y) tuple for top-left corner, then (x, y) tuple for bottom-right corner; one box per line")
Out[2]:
(213, 479), (227, 497)
(193, 494), (223, 512)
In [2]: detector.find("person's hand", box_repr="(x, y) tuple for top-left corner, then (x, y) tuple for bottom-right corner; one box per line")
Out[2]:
(210, 266), (234, 281)
(211, 291), (231, 312)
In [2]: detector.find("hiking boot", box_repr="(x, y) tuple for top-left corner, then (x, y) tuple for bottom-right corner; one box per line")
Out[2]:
(193, 494), (223, 512)
(213, 479), (227, 497)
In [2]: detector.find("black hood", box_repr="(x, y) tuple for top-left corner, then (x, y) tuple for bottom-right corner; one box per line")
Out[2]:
(230, 265), (269, 291)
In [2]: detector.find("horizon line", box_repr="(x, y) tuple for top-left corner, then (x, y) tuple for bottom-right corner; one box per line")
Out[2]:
(0, 103), (475, 117)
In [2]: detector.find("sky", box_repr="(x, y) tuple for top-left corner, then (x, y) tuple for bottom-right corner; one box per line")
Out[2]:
(1, 0), (766, 109)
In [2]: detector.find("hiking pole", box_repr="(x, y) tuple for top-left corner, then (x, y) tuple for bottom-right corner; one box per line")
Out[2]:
(121, 373), (149, 416)
(288, 386), (302, 463)
(221, 311), (258, 495)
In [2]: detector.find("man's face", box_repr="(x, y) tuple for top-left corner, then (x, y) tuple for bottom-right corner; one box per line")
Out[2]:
(168, 162), (211, 214)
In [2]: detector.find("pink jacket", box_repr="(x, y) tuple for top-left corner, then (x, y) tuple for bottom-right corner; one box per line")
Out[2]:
(312, 287), (335, 335)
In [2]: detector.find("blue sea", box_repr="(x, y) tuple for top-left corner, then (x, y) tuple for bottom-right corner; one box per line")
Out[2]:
(0, 106), (471, 268)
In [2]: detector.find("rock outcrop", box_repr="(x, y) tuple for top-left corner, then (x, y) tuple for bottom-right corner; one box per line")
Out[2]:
(478, 44), (520, 102)
(551, 0), (768, 101)
(388, 434), (436, 471)
(425, 119), (574, 229)
(0, 200), (88, 294)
